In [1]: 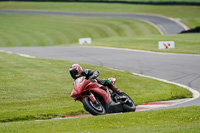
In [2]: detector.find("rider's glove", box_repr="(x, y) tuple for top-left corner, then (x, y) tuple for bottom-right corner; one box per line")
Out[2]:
(88, 71), (99, 81)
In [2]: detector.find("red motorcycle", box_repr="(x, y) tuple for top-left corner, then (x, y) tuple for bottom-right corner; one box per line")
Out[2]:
(71, 77), (136, 115)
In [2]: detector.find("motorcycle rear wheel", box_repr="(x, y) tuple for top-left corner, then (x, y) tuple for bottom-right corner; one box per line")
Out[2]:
(122, 93), (136, 112)
(82, 96), (106, 115)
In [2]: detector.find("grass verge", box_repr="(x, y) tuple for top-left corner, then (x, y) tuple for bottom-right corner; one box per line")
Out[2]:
(0, 2), (200, 28)
(0, 52), (192, 122)
(0, 106), (199, 133)
(91, 33), (200, 54)
(0, 14), (200, 54)
(0, 14), (160, 47)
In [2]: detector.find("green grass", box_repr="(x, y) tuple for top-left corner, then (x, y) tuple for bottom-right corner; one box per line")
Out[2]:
(0, 14), (160, 47)
(0, 52), (192, 122)
(0, 2), (200, 28)
(90, 33), (200, 54)
(0, 106), (199, 133)
(0, 14), (200, 54)
(0, 2), (200, 55)
(182, 18), (200, 29)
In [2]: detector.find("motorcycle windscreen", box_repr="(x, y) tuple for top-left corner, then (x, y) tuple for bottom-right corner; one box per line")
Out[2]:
(72, 77), (90, 96)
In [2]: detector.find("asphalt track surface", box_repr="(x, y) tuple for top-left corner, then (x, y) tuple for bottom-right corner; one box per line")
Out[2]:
(0, 10), (199, 109)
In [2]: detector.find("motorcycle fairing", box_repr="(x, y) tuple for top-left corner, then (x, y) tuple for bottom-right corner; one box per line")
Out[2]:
(71, 77), (111, 104)
(71, 77), (90, 101)
(87, 85), (111, 104)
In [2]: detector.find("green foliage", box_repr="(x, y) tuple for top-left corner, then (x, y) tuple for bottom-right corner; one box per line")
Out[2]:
(84, 0), (200, 1)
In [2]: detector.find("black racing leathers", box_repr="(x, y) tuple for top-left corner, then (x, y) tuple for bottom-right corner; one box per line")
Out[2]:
(81, 69), (99, 81)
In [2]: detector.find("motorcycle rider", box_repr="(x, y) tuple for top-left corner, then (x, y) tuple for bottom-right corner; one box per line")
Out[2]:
(69, 64), (122, 94)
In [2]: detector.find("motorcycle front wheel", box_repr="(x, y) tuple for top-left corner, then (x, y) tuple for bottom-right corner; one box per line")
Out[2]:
(82, 96), (106, 115)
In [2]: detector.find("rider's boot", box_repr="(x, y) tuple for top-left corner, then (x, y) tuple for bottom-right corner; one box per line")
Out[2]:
(108, 84), (123, 94)
(97, 78), (123, 94)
